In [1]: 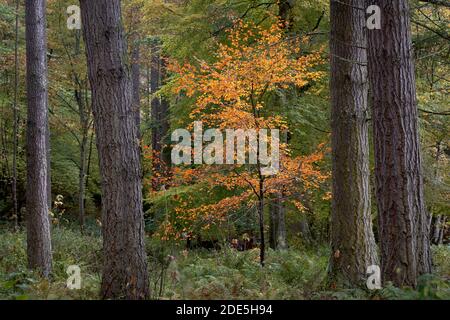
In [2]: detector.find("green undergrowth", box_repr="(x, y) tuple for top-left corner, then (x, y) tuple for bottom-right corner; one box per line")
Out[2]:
(0, 226), (448, 300)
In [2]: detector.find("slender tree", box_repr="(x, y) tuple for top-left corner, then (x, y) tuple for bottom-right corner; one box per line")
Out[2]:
(24, 0), (52, 277)
(328, 0), (378, 286)
(150, 40), (170, 190)
(128, 3), (142, 138)
(367, 0), (432, 287)
(12, 0), (20, 229)
(80, 0), (150, 299)
(268, 0), (295, 251)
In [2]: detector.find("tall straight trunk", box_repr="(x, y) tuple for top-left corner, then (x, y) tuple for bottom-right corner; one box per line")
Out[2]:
(78, 131), (87, 231)
(24, 0), (52, 277)
(258, 177), (265, 266)
(76, 86), (89, 232)
(12, 0), (19, 229)
(46, 117), (51, 209)
(329, 0), (378, 286)
(80, 0), (149, 299)
(132, 44), (141, 137)
(367, 0), (432, 287)
(268, 1), (293, 249)
(150, 41), (170, 190)
(150, 41), (161, 155)
(126, 3), (141, 137)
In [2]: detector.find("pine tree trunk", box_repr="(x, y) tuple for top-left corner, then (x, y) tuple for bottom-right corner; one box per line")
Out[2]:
(329, 0), (378, 286)
(367, 0), (432, 287)
(25, 0), (52, 277)
(80, 0), (149, 299)
(132, 44), (141, 137)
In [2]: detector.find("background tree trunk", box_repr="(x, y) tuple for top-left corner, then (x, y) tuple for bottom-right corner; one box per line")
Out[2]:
(129, 4), (142, 139)
(12, 0), (19, 229)
(80, 0), (149, 299)
(329, 0), (378, 286)
(150, 41), (170, 190)
(367, 0), (432, 287)
(25, 0), (52, 277)
(269, 194), (287, 250)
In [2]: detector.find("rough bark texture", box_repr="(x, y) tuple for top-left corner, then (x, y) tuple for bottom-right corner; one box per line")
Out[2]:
(367, 0), (432, 287)
(129, 4), (141, 138)
(131, 43), (141, 137)
(80, 0), (149, 299)
(329, 0), (378, 286)
(25, 0), (52, 277)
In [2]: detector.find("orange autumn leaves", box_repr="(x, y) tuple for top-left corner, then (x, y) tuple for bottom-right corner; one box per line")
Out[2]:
(169, 21), (324, 130)
(151, 21), (329, 241)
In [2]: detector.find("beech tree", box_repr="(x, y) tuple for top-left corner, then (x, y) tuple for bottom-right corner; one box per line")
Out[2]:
(80, 0), (149, 299)
(24, 0), (52, 277)
(367, 0), (432, 287)
(328, 0), (378, 286)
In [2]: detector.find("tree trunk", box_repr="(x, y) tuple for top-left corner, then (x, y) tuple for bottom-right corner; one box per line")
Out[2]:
(132, 44), (141, 138)
(269, 199), (277, 249)
(25, 0), (52, 277)
(367, 0), (432, 287)
(150, 41), (170, 190)
(80, 0), (150, 299)
(432, 215), (445, 245)
(258, 178), (265, 266)
(12, 0), (19, 229)
(77, 90), (89, 232)
(329, 0), (378, 286)
(71, 30), (91, 232)
(438, 216), (446, 244)
(46, 117), (51, 210)
(130, 5), (141, 139)
(269, 194), (287, 250)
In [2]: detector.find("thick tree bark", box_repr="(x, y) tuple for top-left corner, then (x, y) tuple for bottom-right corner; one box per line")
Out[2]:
(367, 0), (432, 287)
(131, 44), (141, 138)
(329, 0), (378, 286)
(129, 4), (141, 139)
(46, 118), (51, 209)
(25, 0), (52, 277)
(80, 0), (149, 299)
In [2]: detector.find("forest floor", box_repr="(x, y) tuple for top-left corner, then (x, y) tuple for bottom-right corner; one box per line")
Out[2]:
(0, 225), (449, 300)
